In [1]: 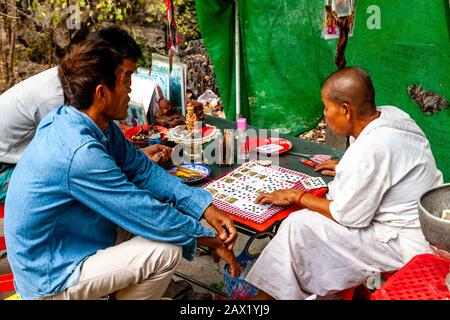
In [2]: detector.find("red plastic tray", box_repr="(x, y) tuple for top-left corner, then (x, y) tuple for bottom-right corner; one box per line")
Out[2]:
(371, 254), (450, 300)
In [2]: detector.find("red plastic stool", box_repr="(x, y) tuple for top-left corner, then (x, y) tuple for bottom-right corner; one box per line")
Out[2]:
(0, 204), (15, 292)
(341, 272), (396, 300)
(371, 254), (450, 300)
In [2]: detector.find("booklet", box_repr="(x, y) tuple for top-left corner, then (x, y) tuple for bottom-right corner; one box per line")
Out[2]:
(126, 69), (170, 125)
(151, 53), (187, 116)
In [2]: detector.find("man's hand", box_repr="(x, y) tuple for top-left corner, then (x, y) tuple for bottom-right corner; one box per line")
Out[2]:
(255, 189), (302, 206)
(203, 205), (238, 250)
(197, 236), (242, 278)
(141, 144), (172, 164)
(314, 159), (339, 176)
(210, 246), (242, 278)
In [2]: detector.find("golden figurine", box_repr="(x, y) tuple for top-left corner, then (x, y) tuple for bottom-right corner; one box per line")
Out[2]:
(185, 103), (197, 133)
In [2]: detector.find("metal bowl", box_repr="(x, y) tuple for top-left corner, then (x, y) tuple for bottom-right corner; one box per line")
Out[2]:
(418, 183), (450, 259)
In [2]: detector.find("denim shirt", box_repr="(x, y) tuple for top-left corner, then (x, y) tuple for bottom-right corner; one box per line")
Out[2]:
(4, 105), (214, 300)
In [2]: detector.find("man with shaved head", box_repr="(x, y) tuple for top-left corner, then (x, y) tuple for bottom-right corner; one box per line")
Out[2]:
(244, 67), (443, 300)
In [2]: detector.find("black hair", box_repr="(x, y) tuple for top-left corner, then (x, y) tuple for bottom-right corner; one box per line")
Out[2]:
(58, 39), (122, 110)
(87, 26), (142, 62)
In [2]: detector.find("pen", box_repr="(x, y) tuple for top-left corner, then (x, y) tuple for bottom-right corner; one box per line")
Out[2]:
(298, 157), (317, 168)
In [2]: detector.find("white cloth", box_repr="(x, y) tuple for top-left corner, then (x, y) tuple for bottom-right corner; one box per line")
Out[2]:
(246, 106), (443, 299)
(0, 67), (63, 164)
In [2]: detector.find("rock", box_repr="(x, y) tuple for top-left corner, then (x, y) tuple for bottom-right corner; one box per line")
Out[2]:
(131, 25), (166, 51)
(16, 60), (49, 82)
(177, 40), (219, 99)
(162, 279), (212, 300)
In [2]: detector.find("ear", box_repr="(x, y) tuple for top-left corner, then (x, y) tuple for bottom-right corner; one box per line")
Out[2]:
(341, 103), (351, 121)
(94, 84), (107, 101)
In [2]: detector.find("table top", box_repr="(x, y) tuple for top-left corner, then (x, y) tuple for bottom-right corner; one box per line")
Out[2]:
(195, 115), (344, 185)
(120, 116), (344, 232)
(191, 115), (343, 232)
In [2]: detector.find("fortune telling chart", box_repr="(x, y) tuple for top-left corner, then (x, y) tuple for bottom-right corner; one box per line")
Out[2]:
(203, 162), (328, 224)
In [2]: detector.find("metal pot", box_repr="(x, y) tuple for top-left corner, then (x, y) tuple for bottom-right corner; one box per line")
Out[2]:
(418, 183), (450, 259)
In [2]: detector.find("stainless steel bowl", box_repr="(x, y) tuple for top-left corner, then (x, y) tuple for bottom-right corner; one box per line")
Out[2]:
(418, 183), (450, 259)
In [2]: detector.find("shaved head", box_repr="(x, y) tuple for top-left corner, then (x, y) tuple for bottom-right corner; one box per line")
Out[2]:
(322, 67), (376, 116)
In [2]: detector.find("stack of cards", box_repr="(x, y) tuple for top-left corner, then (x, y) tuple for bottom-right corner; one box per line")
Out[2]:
(203, 162), (328, 224)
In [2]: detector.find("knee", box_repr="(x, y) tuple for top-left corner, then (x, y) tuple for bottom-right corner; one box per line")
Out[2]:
(131, 237), (182, 273)
(281, 209), (325, 237)
(155, 242), (183, 271)
(165, 243), (183, 269)
(283, 209), (321, 229)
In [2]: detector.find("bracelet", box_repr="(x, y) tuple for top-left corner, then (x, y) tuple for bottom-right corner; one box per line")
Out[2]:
(297, 191), (308, 206)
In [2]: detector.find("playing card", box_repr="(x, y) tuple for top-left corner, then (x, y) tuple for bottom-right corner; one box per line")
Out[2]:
(301, 177), (328, 190)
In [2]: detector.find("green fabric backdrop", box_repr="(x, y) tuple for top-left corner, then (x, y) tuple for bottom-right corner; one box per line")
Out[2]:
(195, 0), (450, 181)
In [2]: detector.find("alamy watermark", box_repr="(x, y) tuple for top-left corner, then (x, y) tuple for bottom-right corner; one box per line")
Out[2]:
(66, 5), (81, 30)
(170, 122), (282, 166)
(366, 5), (381, 30)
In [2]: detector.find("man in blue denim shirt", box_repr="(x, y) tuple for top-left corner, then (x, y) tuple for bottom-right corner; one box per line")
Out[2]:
(5, 38), (241, 300)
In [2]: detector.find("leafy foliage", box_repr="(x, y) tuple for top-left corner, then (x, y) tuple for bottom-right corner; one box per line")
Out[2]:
(141, 0), (201, 41)
(1, 0), (201, 83)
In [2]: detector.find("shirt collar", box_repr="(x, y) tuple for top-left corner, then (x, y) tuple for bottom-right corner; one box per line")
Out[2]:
(65, 105), (110, 146)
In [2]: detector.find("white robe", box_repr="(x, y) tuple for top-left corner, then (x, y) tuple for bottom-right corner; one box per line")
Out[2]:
(245, 106), (444, 300)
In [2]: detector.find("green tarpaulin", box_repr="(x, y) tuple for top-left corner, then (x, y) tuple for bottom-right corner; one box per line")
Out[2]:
(195, 0), (450, 181)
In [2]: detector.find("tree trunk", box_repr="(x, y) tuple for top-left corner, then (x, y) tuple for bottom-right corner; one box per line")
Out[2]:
(6, 0), (16, 87)
(48, 27), (54, 66)
(0, 15), (6, 84)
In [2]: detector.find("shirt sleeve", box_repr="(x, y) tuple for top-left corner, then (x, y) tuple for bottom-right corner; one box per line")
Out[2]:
(107, 122), (213, 221)
(329, 141), (390, 228)
(68, 141), (215, 261)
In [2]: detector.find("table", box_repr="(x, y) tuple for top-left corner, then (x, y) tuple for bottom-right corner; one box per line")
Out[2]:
(191, 115), (343, 234)
(173, 115), (343, 296)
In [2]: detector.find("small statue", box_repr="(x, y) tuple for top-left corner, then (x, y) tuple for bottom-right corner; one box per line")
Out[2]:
(187, 99), (205, 123)
(185, 103), (197, 133)
(153, 85), (186, 128)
